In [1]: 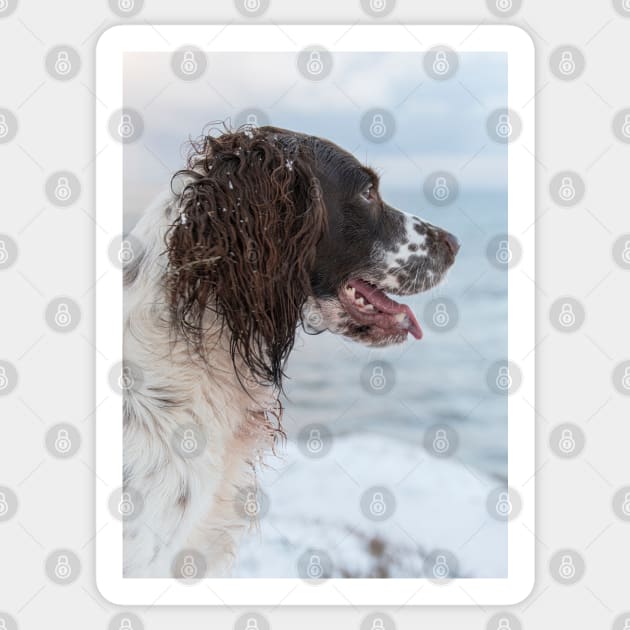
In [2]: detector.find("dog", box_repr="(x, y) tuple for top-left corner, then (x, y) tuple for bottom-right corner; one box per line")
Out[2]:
(122, 125), (459, 577)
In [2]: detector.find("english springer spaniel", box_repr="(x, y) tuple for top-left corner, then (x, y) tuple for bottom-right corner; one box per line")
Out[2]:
(123, 125), (459, 577)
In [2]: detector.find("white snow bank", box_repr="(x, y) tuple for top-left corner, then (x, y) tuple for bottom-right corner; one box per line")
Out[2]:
(233, 432), (507, 578)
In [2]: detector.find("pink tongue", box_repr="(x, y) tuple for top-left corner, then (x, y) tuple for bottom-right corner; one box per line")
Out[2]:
(348, 279), (423, 340)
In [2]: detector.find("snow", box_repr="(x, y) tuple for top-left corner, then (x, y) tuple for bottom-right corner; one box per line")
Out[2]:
(233, 432), (507, 578)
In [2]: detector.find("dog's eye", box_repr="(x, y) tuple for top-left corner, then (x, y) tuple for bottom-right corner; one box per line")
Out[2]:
(361, 185), (375, 201)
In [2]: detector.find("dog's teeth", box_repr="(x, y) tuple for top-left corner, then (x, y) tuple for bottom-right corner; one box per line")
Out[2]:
(364, 304), (375, 311)
(356, 297), (365, 306)
(394, 313), (406, 322)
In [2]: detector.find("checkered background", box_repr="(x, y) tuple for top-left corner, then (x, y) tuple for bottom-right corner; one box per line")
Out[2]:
(1, 0), (629, 628)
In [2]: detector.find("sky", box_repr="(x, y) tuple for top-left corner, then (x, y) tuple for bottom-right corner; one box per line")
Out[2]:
(122, 50), (507, 224)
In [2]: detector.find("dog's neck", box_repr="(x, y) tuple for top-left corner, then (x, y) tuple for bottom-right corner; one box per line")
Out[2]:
(121, 194), (280, 577)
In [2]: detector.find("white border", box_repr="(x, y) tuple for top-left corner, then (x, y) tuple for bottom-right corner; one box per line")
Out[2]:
(95, 24), (535, 606)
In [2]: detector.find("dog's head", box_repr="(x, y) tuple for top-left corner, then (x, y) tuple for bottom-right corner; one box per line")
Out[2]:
(166, 126), (458, 387)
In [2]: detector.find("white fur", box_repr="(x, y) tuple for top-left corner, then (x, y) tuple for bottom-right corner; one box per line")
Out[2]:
(122, 193), (277, 577)
(378, 210), (429, 293)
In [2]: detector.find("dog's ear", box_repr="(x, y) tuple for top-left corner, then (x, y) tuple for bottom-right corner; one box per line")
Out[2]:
(166, 129), (327, 388)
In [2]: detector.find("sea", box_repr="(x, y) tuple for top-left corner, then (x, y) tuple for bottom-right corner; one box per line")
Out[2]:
(282, 188), (508, 479)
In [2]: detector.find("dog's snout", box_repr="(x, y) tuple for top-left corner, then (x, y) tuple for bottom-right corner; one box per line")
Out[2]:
(440, 231), (460, 256)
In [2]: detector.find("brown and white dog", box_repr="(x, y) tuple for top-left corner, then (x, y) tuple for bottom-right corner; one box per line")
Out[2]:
(122, 126), (459, 577)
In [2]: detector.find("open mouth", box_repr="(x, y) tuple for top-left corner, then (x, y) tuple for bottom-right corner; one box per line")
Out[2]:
(338, 278), (423, 340)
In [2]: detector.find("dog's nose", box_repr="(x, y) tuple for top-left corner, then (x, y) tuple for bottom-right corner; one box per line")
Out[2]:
(441, 231), (460, 256)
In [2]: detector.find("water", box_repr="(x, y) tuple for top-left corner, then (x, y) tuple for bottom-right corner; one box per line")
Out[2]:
(283, 189), (508, 479)
(125, 188), (508, 479)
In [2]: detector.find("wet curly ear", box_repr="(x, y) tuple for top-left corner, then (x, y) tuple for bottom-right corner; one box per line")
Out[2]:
(166, 128), (327, 388)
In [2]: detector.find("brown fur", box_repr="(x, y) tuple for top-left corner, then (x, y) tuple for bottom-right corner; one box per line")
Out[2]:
(165, 126), (327, 388)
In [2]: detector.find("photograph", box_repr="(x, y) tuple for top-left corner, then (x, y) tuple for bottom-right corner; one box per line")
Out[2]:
(119, 49), (510, 579)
